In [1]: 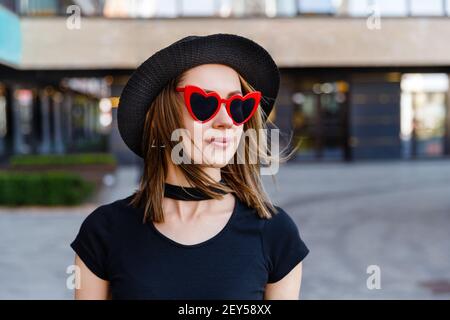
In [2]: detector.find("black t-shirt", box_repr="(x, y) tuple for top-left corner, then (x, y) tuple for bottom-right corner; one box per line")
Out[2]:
(70, 194), (309, 299)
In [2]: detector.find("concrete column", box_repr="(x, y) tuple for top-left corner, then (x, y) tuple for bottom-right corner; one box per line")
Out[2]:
(52, 92), (64, 154)
(89, 100), (97, 139)
(62, 92), (73, 147)
(445, 76), (450, 155)
(38, 89), (52, 154)
(12, 87), (28, 154)
(0, 93), (6, 157)
(83, 101), (90, 139)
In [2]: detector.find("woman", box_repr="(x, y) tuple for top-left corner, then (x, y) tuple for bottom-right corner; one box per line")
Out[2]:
(71, 33), (309, 300)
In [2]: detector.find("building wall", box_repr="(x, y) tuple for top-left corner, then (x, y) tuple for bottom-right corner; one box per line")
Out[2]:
(19, 17), (450, 70)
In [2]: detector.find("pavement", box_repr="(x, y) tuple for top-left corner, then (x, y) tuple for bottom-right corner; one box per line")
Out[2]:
(1, 159), (449, 299)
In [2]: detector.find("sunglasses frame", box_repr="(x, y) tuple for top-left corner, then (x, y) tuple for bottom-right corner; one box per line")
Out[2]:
(176, 85), (261, 126)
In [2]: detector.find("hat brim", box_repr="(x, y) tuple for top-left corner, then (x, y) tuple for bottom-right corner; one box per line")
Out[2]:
(118, 33), (280, 158)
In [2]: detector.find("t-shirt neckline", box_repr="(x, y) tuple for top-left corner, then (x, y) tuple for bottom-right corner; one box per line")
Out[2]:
(148, 195), (240, 249)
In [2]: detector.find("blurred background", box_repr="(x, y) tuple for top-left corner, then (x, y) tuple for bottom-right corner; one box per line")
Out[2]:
(0, 0), (449, 299)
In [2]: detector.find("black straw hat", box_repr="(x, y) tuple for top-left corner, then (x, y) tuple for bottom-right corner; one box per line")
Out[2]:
(117, 33), (280, 158)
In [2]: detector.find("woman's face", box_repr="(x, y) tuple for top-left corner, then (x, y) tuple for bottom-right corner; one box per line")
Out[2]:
(176, 64), (244, 168)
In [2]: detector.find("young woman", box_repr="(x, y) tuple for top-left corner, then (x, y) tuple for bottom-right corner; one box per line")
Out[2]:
(71, 33), (309, 300)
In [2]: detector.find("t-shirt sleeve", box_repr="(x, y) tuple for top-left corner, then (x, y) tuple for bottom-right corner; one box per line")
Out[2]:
(70, 205), (112, 280)
(262, 206), (310, 283)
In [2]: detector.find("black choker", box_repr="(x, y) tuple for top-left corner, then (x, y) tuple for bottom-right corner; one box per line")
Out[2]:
(164, 180), (229, 201)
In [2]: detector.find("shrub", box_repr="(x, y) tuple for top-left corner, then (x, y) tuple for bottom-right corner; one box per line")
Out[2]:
(9, 153), (117, 166)
(0, 171), (95, 206)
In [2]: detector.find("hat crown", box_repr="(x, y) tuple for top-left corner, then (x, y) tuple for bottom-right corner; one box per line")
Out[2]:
(174, 35), (201, 45)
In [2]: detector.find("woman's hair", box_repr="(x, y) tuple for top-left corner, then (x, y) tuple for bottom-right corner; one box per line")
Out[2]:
(129, 70), (296, 223)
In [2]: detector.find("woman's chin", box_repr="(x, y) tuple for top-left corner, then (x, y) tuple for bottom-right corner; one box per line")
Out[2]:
(200, 152), (234, 168)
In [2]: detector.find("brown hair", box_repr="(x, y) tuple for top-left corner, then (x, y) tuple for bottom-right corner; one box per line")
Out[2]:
(129, 70), (296, 223)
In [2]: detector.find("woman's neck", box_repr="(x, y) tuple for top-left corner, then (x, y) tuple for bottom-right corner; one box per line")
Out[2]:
(165, 163), (221, 186)
(162, 163), (227, 220)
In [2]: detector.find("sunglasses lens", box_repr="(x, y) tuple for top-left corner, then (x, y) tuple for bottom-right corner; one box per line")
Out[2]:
(229, 98), (257, 124)
(190, 92), (219, 121)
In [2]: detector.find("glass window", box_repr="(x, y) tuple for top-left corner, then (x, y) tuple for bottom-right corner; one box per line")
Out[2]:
(298, 0), (336, 15)
(180, 0), (217, 16)
(0, 85), (7, 140)
(347, 0), (370, 16)
(0, 0), (16, 12)
(401, 73), (449, 158)
(103, 0), (151, 18)
(217, 0), (233, 17)
(276, 0), (297, 16)
(377, 0), (407, 16)
(19, 0), (58, 16)
(154, 0), (177, 17)
(129, 0), (158, 18)
(410, 0), (444, 16)
(348, 0), (409, 17)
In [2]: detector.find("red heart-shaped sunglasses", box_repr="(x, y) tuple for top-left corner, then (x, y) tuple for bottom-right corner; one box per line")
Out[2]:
(175, 85), (261, 126)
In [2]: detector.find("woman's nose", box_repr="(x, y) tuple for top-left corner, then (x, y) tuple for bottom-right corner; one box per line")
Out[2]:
(212, 102), (233, 128)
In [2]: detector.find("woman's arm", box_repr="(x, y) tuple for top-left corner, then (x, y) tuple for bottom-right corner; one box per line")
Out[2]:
(263, 262), (303, 300)
(74, 254), (111, 300)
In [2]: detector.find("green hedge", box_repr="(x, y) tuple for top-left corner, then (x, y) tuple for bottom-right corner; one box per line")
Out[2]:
(9, 153), (117, 166)
(0, 171), (95, 206)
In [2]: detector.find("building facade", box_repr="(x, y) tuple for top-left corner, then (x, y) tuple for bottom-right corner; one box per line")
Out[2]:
(1, 0), (450, 164)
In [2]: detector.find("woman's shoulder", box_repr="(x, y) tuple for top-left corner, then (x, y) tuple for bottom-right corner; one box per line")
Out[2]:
(259, 205), (310, 283)
(240, 202), (307, 247)
(235, 200), (305, 245)
(264, 205), (299, 233)
(71, 195), (136, 280)
(80, 194), (138, 228)
(237, 200), (299, 232)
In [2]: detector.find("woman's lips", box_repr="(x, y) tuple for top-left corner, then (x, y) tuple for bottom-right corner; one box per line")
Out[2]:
(207, 137), (231, 148)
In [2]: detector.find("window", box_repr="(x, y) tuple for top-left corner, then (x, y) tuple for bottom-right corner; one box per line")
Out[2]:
(180, 0), (217, 16)
(298, 0), (336, 15)
(410, 0), (444, 16)
(276, 0), (297, 17)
